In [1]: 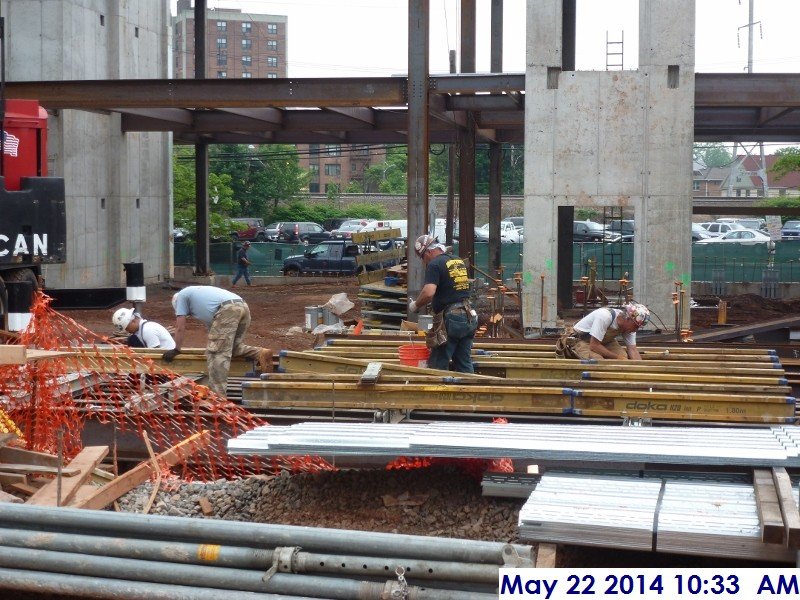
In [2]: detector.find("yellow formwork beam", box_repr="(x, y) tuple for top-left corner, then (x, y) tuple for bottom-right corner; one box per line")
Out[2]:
(242, 382), (571, 413)
(573, 396), (794, 423)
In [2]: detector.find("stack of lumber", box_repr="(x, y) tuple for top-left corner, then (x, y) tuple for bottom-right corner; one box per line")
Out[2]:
(259, 340), (795, 423)
(517, 469), (800, 562)
(356, 271), (408, 331)
(0, 432), (208, 509)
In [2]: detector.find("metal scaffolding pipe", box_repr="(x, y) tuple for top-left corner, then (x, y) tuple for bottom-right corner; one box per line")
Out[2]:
(0, 545), (496, 600)
(0, 504), (530, 565)
(0, 527), (500, 584)
(0, 566), (305, 600)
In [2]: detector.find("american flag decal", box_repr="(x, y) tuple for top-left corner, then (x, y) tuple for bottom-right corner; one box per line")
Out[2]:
(2, 131), (19, 157)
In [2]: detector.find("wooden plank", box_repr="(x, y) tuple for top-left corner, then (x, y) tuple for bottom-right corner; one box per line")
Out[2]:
(535, 543), (557, 568)
(7, 483), (38, 496)
(753, 469), (785, 544)
(26, 446), (109, 507)
(67, 485), (100, 507)
(0, 472), (27, 486)
(0, 463), (81, 476)
(357, 268), (387, 285)
(0, 446), (60, 468)
(0, 345), (25, 364)
(772, 468), (800, 548)
(75, 431), (210, 510)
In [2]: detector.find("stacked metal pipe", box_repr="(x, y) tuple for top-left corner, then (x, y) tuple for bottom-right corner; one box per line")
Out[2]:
(0, 504), (532, 599)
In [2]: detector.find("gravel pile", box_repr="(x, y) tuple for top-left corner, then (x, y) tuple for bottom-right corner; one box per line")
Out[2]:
(117, 465), (524, 543)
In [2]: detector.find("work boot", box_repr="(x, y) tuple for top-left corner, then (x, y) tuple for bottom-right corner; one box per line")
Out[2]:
(258, 348), (273, 373)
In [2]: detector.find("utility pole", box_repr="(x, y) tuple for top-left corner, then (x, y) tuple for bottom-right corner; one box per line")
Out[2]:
(737, 0), (768, 197)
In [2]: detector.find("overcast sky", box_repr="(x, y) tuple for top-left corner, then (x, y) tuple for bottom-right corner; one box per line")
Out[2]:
(173, 0), (800, 76)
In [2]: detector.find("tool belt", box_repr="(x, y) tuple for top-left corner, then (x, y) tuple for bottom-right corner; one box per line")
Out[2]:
(426, 310), (448, 349)
(555, 327), (584, 359)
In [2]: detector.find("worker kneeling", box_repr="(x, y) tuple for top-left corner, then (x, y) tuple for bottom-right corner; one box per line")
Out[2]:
(112, 307), (176, 350)
(559, 303), (649, 361)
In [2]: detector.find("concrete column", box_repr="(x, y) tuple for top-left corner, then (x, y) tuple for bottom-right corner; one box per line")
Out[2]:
(523, 0), (695, 333)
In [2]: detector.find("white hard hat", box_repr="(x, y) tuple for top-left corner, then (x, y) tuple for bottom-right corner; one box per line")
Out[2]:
(414, 234), (445, 257)
(112, 307), (137, 333)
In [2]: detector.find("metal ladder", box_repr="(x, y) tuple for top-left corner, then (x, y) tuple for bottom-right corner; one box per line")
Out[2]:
(606, 31), (624, 71)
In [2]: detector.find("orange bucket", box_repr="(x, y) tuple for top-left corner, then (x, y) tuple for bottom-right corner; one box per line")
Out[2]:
(398, 344), (430, 368)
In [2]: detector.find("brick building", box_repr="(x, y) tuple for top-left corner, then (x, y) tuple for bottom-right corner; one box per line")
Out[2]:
(299, 144), (390, 194)
(173, 0), (287, 79)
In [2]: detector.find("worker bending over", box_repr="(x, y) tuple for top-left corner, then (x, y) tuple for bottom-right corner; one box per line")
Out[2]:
(408, 234), (477, 373)
(112, 307), (175, 350)
(568, 302), (650, 360)
(163, 286), (272, 397)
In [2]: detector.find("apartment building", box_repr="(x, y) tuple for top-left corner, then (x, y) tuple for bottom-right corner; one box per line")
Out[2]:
(299, 144), (389, 194)
(173, 0), (287, 79)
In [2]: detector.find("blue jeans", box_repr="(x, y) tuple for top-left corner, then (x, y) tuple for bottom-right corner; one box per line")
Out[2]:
(429, 310), (478, 373)
(232, 265), (251, 285)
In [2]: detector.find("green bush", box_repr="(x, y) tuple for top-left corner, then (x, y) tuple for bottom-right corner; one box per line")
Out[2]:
(264, 201), (385, 224)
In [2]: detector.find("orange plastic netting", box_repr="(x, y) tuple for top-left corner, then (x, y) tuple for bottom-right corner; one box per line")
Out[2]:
(0, 293), (331, 480)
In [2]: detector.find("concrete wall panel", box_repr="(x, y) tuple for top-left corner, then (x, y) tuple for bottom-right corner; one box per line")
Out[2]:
(597, 72), (646, 197)
(526, 0), (561, 67)
(524, 68), (556, 195)
(640, 0), (695, 67)
(8, 0), (171, 289)
(552, 72), (600, 197)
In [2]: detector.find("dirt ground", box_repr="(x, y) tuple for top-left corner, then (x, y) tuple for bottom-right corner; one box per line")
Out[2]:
(64, 280), (791, 349)
(67, 279), (364, 352)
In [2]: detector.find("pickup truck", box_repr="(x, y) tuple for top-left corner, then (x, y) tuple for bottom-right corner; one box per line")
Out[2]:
(282, 240), (401, 276)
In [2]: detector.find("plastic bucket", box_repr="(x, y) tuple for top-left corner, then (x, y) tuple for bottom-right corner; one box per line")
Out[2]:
(398, 344), (430, 368)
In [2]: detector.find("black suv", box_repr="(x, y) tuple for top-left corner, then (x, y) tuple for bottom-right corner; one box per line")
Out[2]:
(276, 222), (332, 245)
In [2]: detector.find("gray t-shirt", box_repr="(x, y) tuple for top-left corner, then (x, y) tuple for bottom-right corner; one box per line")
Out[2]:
(173, 286), (242, 327)
(573, 307), (636, 347)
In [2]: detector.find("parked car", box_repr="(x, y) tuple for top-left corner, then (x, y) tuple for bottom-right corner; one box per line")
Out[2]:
(230, 217), (268, 242)
(321, 217), (359, 232)
(276, 222), (332, 244)
(700, 222), (746, 237)
(505, 216), (524, 229)
(358, 219), (408, 240)
(734, 218), (767, 231)
(782, 220), (800, 240)
(330, 219), (378, 240)
(695, 228), (775, 248)
(607, 219), (635, 237)
(173, 227), (190, 243)
(282, 240), (398, 276)
(474, 221), (523, 243)
(573, 220), (615, 242)
(691, 223), (712, 241)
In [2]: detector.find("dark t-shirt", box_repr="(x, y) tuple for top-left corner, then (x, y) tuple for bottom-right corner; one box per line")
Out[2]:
(236, 247), (249, 267)
(424, 253), (471, 313)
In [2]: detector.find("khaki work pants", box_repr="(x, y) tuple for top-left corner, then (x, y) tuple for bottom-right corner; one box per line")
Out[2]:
(206, 302), (260, 397)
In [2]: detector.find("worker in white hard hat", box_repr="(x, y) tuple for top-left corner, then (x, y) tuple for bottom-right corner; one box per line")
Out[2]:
(558, 302), (650, 360)
(408, 234), (477, 373)
(112, 307), (176, 350)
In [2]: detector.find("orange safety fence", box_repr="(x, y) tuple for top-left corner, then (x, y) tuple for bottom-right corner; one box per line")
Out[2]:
(0, 293), (331, 480)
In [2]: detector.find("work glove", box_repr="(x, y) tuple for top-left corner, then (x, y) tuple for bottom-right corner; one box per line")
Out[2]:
(408, 298), (418, 314)
(162, 349), (180, 363)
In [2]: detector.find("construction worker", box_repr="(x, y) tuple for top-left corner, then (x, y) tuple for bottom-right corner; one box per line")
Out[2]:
(112, 307), (176, 350)
(564, 302), (650, 360)
(408, 234), (477, 373)
(232, 241), (252, 286)
(162, 286), (272, 397)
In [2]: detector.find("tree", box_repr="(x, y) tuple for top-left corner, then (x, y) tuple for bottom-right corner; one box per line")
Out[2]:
(770, 147), (800, 180)
(364, 145), (408, 193)
(693, 143), (733, 168)
(210, 144), (309, 215)
(172, 146), (238, 240)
